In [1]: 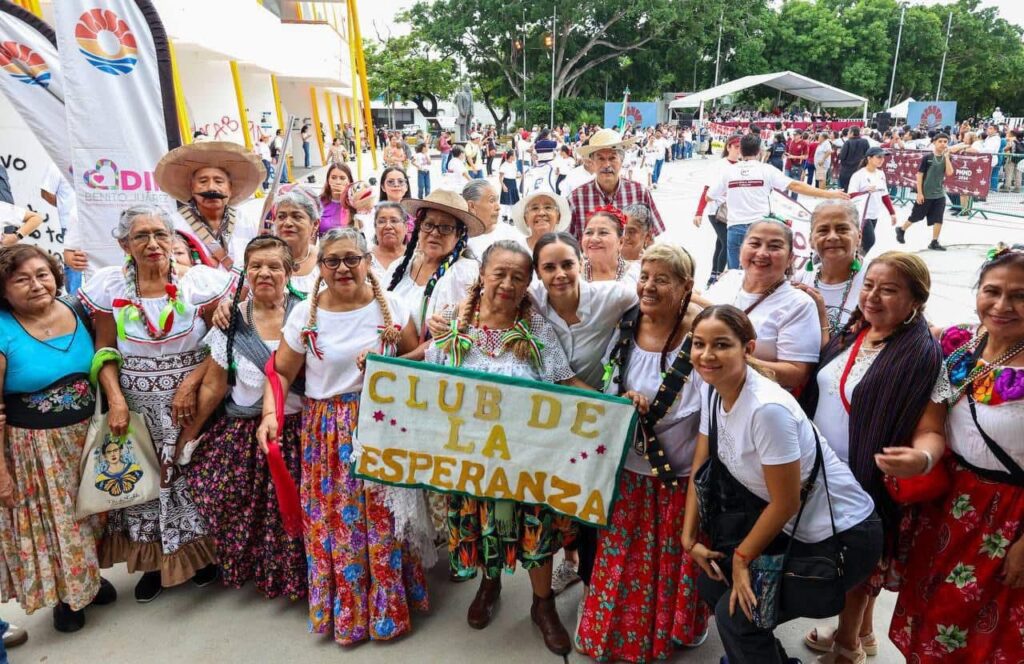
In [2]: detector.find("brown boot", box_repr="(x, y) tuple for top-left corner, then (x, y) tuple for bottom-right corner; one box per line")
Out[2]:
(531, 591), (571, 655)
(467, 576), (501, 629)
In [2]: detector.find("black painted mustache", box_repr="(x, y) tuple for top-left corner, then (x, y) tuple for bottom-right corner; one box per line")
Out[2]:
(197, 190), (228, 200)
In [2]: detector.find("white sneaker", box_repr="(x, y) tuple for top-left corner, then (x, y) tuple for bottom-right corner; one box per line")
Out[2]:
(551, 558), (580, 595)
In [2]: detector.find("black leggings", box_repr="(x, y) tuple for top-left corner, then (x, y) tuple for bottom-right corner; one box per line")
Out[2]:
(576, 525), (597, 585)
(861, 218), (877, 255)
(710, 216), (728, 279)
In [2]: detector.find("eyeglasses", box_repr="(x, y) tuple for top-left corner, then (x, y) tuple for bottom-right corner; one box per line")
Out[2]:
(375, 217), (405, 227)
(384, 179), (407, 186)
(320, 254), (368, 269)
(130, 231), (172, 244)
(526, 204), (558, 214)
(420, 222), (458, 236)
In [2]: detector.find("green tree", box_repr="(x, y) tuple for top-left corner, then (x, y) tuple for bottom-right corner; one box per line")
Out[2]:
(363, 35), (457, 122)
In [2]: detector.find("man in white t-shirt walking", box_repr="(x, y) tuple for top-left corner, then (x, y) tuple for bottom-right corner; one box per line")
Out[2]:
(709, 134), (848, 268)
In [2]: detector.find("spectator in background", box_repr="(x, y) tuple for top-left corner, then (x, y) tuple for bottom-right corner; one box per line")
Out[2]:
(838, 125), (870, 191)
(814, 131), (832, 190)
(0, 161), (12, 204)
(1002, 128), (1023, 193)
(766, 132), (787, 171)
(327, 137), (347, 168)
(533, 129), (558, 165)
(40, 164), (86, 293)
(256, 135), (274, 190)
(412, 143), (432, 198)
(847, 147), (898, 255)
(438, 131), (452, 175)
(785, 131), (808, 192)
(982, 124), (1005, 192)
(896, 132), (954, 251)
(464, 133), (484, 179)
(300, 123), (312, 169)
(0, 200), (42, 250)
(804, 131), (819, 186)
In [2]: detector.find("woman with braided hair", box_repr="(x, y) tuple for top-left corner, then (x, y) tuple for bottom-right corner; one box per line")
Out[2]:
(385, 190), (484, 345)
(256, 228), (428, 646)
(79, 205), (231, 603)
(175, 236), (307, 601)
(427, 240), (586, 656)
(576, 244), (711, 661)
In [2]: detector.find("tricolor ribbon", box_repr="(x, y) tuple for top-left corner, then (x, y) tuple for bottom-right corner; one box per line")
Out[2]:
(433, 320), (474, 367)
(501, 318), (545, 369)
(376, 324), (402, 357)
(111, 299), (144, 340)
(300, 325), (324, 360)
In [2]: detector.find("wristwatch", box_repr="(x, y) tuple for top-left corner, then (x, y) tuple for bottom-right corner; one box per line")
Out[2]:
(13, 231), (24, 240)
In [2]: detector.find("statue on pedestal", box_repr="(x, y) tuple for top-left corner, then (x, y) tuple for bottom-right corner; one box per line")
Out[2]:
(455, 86), (474, 142)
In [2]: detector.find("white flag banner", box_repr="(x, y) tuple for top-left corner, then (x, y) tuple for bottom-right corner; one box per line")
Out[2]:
(0, 2), (71, 179)
(54, 0), (180, 270)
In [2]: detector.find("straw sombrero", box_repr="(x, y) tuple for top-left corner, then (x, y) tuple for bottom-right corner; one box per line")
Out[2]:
(155, 141), (265, 205)
(576, 128), (638, 159)
(401, 190), (486, 237)
(512, 190), (571, 237)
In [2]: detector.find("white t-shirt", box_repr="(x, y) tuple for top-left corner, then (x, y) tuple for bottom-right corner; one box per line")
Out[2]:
(814, 142), (832, 171)
(467, 222), (528, 258)
(699, 368), (875, 543)
(517, 139), (533, 159)
(605, 337), (704, 477)
(553, 155), (574, 175)
(282, 293), (413, 399)
(706, 270), (821, 363)
(813, 343), (950, 463)
(385, 256), (479, 335)
(708, 160), (793, 227)
(703, 158), (737, 217)
(0, 202), (27, 230)
(499, 161), (518, 180)
(847, 169), (890, 220)
(792, 268), (866, 332)
(530, 279), (637, 388)
(204, 328), (302, 414)
(562, 165), (595, 195)
(439, 157), (468, 193)
(41, 163), (77, 233)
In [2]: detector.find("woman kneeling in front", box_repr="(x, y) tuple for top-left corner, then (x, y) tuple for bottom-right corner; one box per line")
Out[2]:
(681, 305), (882, 664)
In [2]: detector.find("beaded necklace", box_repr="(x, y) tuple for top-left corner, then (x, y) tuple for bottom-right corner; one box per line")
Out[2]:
(111, 262), (184, 340)
(946, 330), (1024, 400)
(813, 265), (858, 335)
(583, 256), (626, 282)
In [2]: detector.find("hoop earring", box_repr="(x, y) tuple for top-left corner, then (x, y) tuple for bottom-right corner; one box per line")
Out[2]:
(903, 308), (918, 325)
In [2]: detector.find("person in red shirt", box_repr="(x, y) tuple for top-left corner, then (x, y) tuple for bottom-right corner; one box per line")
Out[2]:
(804, 134), (819, 185)
(785, 132), (809, 199)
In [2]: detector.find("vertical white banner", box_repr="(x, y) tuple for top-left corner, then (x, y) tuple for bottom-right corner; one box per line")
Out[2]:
(0, 1), (71, 179)
(54, 1), (179, 270)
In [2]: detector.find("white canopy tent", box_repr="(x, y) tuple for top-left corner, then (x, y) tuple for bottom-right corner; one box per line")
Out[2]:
(886, 97), (916, 119)
(669, 71), (869, 123)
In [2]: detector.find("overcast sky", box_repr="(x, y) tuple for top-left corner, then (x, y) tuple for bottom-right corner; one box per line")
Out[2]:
(359, 0), (1024, 39)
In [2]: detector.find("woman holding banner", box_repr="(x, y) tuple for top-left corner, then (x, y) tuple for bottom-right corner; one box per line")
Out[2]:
(257, 227), (428, 645)
(575, 244), (710, 661)
(428, 240), (581, 655)
(178, 237), (307, 601)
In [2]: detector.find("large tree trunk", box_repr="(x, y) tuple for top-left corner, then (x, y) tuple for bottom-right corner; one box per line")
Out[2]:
(412, 93), (439, 120)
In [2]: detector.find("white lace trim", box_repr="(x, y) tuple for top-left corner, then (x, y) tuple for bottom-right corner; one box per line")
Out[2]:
(204, 328), (266, 389)
(828, 342), (951, 403)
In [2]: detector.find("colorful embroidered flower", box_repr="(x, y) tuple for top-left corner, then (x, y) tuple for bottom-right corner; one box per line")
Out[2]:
(941, 326), (972, 356)
(993, 366), (1024, 402)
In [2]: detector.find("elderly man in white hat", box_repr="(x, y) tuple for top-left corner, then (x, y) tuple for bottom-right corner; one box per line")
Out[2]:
(154, 141), (265, 271)
(464, 132), (485, 179)
(567, 128), (664, 239)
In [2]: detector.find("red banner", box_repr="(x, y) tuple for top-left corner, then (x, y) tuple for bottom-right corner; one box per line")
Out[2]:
(706, 120), (865, 132)
(882, 150), (993, 198)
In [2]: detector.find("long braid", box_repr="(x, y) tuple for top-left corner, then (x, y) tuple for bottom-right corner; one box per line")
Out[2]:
(224, 270), (246, 386)
(367, 271), (401, 354)
(300, 275), (325, 358)
(459, 278), (483, 333)
(660, 290), (692, 374)
(507, 292), (537, 364)
(387, 217), (421, 290)
(424, 230), (468, 300)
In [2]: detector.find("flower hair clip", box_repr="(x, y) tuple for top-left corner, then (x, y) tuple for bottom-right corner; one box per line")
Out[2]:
(591, 205), (627, 227)
(986, 242), (1024, 262)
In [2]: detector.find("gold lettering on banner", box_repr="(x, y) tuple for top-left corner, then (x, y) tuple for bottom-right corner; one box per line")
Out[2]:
(474, 385), (502, 421)
(484, 466), (513, 499)
(514, 471), (548, 502)
(406, 375), (427, 410)
(455, 460), (486, 494)
(549, 475), (582, 516)
(438, 379), (465, 413)
(406, 452), (433, 483)
(430, 455), (457, 490)
(481, 424), (511, 460)
(571, 402), (604, 439)
(527, 394), (561, 428)
(367, 370), (396, 403)
(358, 445), (382, 478)
(380, 448), (407, 483)
(578, 489), (607, 524)
(443, 416), (475, 454)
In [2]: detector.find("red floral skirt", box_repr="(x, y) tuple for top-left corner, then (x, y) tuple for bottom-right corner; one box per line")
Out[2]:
(890, 463), (1024, 663)
(576, 471), (708, 663)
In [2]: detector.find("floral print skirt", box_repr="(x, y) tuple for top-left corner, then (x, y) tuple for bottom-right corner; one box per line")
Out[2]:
(890, 463), (1024, 662)
(577, 471), (708, 663)
(301, 394), (428, 645)
(188, 413), (306, 600)
(446, 494), (575, 580)
(0, 421), (101, 613)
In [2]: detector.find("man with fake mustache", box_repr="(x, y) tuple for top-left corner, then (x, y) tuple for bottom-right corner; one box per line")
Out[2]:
(154, 141), (266, 271)
(567, 129), (665, 241)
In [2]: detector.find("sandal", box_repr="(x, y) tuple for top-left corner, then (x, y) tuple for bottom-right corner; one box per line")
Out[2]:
(805, 626), (878, 656)
(815, 643), (866, 664)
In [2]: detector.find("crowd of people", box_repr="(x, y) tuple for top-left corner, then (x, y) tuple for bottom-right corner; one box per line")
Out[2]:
(0, 109), (1020, 664)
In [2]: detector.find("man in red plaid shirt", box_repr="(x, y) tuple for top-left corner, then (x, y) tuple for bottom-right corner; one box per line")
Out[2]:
(568, 129), (665, 239)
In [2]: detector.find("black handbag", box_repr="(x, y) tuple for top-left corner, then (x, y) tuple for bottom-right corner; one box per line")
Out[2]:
(694, 389), (846, 627)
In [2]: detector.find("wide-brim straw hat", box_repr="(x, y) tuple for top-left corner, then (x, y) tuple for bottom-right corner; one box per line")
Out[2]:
(576, 128), (638, 159)
(512, 190), (572, 237)
(401, 190), (486, 237)
(155, 141), (266, 205)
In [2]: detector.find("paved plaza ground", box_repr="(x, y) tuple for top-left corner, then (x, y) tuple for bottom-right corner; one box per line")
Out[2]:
(6, 153), (1022, 664)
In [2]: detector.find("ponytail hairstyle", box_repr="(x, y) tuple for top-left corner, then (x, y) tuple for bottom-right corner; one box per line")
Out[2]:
(226, 235), (294, 385)
(691, 304), (776, 381)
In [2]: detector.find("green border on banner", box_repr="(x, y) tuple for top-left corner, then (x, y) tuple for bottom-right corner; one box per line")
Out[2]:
(353, 353), (639, 529)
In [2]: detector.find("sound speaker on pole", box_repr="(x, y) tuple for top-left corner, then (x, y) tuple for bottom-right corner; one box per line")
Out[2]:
(678, 113), (694, 128)
(875, 112), (892, 133)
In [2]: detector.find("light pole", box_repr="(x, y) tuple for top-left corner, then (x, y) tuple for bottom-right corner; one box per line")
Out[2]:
(549, 4), (556, 128)
(886, 3), (906, 111)
(936, 11), (952, 101)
